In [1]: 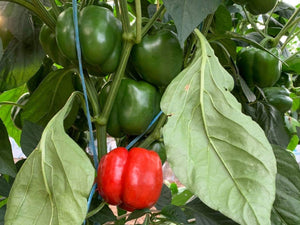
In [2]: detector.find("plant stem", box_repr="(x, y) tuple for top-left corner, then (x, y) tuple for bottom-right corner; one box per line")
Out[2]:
(281, 29), (300, 51)
(243, 6), (266, 38)
(95, 41), (134, 158)
(96, 124), (107, 159)
(0, 101), (23, 108)
(273, 7), (300, 47)
(114, 0), (121, 19)
(85, 201), (106, 219)
(201, 13), (214, 37)
(49, 0), (60, 18)
(32, 0), (56, 30)
(141, 4), (165, 37)
(98, 41), (133, 123)
(264, 0), (279, 34)
(84, 74), (101, 117)
(119, 0), (131, 34)
(135, 0), (142, 44)
(139, 114), (167, 148)
(84, 73), (106, 159)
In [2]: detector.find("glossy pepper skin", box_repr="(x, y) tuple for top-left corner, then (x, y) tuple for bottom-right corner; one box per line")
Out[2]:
(236, 47), (281, 88)
(131, 29), (183, 87)
(99, 78), (161, 137)
(96, 147), (163, 211)
(232, 0), (277, 15)
(263, 87), (293, 113)
(55, 5), (122, 75)
(39, 24), (70, 67)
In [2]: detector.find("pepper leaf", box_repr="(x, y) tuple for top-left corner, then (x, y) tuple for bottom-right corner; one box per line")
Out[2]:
(161, 29), (277, 225)
(0, 3), (44, 91)
(0, 206), (6, 225)
(271, 145), (300, 225)
(0, 85), (27, 145)
(21, 68), (77, 128)
(0, 119), (16, 177)
(5, 92), (95, 225)
(162, 0), (221, 46)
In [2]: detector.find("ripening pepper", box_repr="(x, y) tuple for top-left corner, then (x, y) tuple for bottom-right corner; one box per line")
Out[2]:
(99, 78), (161, 137)
(236, 47), (282, 88)
(232, 0), (277, 15)
(96, 147), (163, 211)
(55, 5), (122, 75)
(263, 86), (293, 113)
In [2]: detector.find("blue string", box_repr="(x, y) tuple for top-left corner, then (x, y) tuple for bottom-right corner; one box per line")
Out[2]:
(72, 1), (99, 224)
(86, 183), (97, 210)
(72, 0), (98, 169)
(126, 111), (163, 150)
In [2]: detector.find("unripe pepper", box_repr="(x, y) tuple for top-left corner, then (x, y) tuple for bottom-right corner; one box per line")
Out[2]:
(263, 86), (293, 113)
(39, 24), (70, 67)
(130, 29), (183, 87)
(55, 5), (122, 75)
(96, 147), (163, 211)
(99, 78), (161, 137)
(236, 47), (282, 88)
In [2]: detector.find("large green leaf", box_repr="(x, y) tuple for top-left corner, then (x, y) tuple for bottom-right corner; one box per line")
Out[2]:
(5, 92), (95, 225)
(20, 121), (44, 157)
(185, 197), (238, 225)
(211, 5), (232, 35)
(161, 29), (277, 225)
(0, 176), (11, 197)
(162, 0), (221, 45)
(0, 119), (16, 177)
(0, 85), (27, 144)
(0, 206), (6, 225)
(21, 68), (77, 128)
(243, 101), (290, 149)
(271, 145), (300, 225)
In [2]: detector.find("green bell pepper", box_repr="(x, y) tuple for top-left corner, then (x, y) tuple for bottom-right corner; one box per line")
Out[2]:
(99, 78), (161, 137)
(55, 5), (122, 76)
(130, 29), (183, 88)
(39, 24), (70, 67)
(236, 47), (282, 88)
(263, 86), (293, 113)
